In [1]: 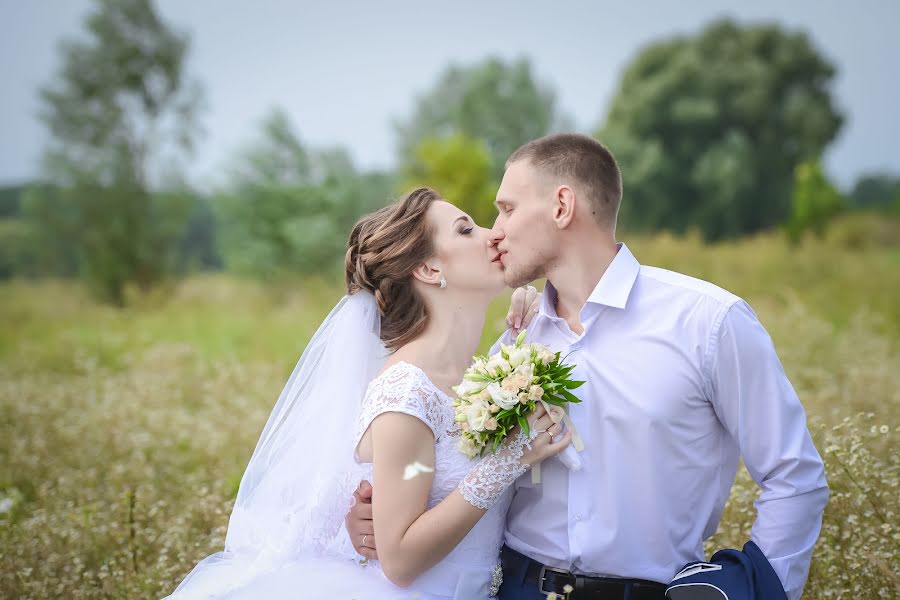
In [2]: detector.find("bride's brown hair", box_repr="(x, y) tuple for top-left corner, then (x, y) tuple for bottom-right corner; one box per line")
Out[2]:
(345, 187), (439, 351)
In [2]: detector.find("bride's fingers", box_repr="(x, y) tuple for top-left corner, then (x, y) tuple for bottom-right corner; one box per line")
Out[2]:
(532, 411), (557, 432)
(546, 429), (573, 454)
(521, 286), (539, 326)
(507, 287), (527, 330)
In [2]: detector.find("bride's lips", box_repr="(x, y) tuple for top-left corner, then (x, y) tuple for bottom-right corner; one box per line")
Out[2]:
(491, 252), (503, 265)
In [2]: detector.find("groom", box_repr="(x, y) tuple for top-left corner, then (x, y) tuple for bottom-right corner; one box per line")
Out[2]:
(347, 134), (828, 599)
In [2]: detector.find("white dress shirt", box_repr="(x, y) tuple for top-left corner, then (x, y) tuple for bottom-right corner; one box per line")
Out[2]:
(492, 243), (828, 600)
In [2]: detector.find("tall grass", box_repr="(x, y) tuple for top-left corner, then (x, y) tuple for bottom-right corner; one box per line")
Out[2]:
(2, 219), (897, 598)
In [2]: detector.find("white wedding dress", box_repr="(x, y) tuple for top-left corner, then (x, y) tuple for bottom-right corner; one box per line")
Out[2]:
(170, 361), (512, 600)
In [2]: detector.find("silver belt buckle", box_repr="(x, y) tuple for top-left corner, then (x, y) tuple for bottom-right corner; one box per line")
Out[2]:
(539, 565), (573, 596)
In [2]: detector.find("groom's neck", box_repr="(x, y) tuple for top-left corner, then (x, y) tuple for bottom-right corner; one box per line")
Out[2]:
(547, 234), (619, 330)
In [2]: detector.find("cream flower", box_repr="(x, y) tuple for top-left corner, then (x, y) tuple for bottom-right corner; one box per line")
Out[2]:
(507, 346), (531, 369)
(465, 402), (491, 432)
(457, 437), (479, 459)
(454, 378), (490, 397)
(486, 355), (512, 377)
(486, 381), (518, 410)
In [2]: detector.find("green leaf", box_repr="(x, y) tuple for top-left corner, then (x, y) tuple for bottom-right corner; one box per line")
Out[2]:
(559, 388), (583, 404)
(517, 413), (529, 435)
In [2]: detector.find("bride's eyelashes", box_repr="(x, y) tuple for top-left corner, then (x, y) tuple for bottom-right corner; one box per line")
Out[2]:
(460, 227), (473, 235)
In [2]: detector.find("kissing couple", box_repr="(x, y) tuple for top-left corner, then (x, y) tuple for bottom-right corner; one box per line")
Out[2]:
(166, 134), (827, 600)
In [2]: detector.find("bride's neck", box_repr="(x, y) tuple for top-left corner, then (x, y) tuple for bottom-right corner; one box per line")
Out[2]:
(393, 300), (488, 389)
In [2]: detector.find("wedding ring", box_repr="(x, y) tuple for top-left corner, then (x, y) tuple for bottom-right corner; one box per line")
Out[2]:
(546, 430), (555, 441)
(362, 534), (370, 547)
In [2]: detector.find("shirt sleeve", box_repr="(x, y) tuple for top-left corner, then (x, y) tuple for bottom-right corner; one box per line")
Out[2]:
(706, 300), (829, 600)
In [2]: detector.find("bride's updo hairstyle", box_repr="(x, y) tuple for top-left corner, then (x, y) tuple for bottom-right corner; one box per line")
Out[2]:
(345, 187), (440, 351)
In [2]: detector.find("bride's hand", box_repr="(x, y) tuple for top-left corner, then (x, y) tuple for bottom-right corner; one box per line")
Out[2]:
(457, 404), (571, 510)
(506, 285), (540, 334)
(513, 404), (572, 467)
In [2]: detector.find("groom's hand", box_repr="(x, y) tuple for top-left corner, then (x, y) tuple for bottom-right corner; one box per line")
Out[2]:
(507, 285), (540, 333)
(346, 480), (378, 560)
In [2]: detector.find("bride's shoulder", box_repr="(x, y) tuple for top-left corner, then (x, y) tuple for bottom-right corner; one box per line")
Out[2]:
(359, 360), (452, 437)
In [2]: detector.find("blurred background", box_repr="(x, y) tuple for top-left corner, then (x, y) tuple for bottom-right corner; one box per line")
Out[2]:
(1, 1), (897, 597)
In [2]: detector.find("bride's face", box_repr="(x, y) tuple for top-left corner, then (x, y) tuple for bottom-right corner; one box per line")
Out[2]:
(426, 200), (507, 297)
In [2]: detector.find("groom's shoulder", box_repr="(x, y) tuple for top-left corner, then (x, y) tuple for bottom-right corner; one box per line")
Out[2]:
(637, 264), (741, 309)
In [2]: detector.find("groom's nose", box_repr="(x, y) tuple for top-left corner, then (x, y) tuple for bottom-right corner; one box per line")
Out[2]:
(488, 225), (504, 248)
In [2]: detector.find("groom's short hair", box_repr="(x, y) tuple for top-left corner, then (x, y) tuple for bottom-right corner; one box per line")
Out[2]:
(506, 133), (622, 227)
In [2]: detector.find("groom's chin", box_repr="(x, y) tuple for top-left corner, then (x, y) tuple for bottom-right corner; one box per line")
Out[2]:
(504, 272), (537, 289)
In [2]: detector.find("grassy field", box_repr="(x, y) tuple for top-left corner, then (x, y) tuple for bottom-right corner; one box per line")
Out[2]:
(2, 218), (898, 598)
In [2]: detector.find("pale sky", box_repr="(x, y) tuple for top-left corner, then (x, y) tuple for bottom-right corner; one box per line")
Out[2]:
(2, 0), (898, 189)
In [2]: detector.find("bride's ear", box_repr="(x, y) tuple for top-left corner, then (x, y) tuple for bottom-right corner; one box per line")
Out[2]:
(412, 260), (443, 287)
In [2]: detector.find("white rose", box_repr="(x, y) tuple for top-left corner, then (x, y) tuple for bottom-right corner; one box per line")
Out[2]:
(486, 355), (512, 377)
(512, 363), (534, 387)
(465, 402), (491, 432)
(507, 346), (531, 369)
(457, 437), (480, 459)
(539, 350), (555, 365)
(486, 381), (519, 410)
(454, 379), (489, 396)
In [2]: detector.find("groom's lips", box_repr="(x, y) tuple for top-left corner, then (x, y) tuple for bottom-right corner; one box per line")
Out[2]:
(493, 252), (506, 264)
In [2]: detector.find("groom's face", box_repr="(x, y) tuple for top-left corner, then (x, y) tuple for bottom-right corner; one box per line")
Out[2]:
(490, 160), (558, 288)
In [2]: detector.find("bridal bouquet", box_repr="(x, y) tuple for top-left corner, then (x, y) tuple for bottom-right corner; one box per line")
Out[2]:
(452, 330), (585, 479)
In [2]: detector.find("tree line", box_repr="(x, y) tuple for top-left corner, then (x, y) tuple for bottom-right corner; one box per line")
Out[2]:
(1, 0), (897, 303)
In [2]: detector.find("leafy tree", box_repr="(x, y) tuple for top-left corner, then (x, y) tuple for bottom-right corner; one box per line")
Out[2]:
(785, 159), (844, 244)
(850, 173), (900, 213)
(216, 109), (392, 280)
(599, 19), (843, 240)
(395, 57), (563, 181)
(402, 134), (498, 227)
(25, 0), (203, 304)
(0, 184), (27, 219)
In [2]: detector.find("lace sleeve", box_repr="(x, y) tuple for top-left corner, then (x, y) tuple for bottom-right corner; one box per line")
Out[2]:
(355, 362), (447, 445)
(457, 429), (531, 510)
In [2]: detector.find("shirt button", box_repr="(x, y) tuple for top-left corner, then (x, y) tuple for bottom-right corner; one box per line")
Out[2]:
(575, 514), (583, 521)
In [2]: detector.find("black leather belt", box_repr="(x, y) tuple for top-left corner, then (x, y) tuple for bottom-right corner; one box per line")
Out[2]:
(501, 545), (667, 599)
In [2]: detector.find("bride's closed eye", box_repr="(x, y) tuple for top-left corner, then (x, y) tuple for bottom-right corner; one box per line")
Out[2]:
(459, 227), (473, 235)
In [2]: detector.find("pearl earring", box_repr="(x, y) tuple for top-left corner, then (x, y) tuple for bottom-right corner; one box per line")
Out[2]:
(440, 278), (447, 289)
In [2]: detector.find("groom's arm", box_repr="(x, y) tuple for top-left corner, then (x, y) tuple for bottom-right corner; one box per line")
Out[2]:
(706, 300), (828, 600)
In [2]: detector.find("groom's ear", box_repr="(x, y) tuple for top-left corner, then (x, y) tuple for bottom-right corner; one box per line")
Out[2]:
(411, 261), (442, 286)
(552, 185), (576, 229)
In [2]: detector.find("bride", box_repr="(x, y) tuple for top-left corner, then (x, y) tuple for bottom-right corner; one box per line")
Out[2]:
(165, 187), (572, 599)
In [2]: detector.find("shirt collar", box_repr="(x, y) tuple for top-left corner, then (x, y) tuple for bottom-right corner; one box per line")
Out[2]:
(538, 243), (640, 318)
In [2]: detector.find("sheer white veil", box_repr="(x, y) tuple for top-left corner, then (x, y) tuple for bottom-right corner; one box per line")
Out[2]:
(166, 291), (387, 599)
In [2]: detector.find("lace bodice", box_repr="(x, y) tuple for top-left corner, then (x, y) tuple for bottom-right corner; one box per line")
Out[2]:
(353, 361), (513, 598)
